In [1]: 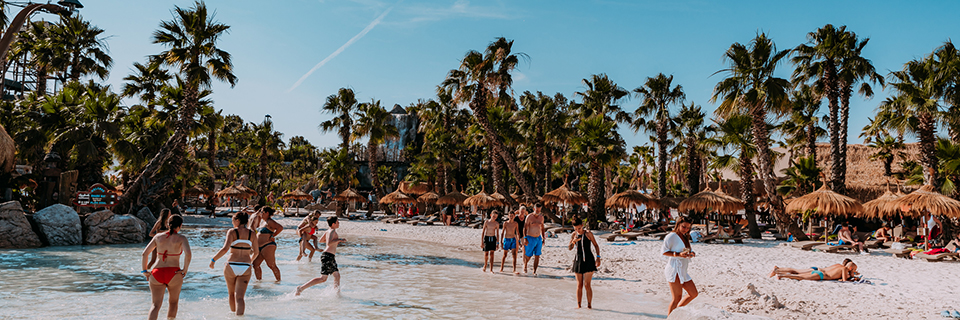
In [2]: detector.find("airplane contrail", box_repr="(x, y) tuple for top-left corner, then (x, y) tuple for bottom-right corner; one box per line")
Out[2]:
(286, 5), (394, 93)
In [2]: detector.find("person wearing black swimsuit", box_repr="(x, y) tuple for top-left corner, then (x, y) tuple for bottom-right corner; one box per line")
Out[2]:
(210, 212), (259, 315)
(253, 207), (283, 281)
(568, 219), (600, 309)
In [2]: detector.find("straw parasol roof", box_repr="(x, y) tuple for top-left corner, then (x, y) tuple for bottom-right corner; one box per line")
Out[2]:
(236, 185), (257, 197)
(678, 187), (745, 214)
(184, 186), (213, 197)
(606, 189), (661, 209)
(437, 189), (469, 206)
(215, 186), (246, 198)
(284, 189), (315, 201)
(542, 183), (587, 205)
(332, 188), (364, 202)
(784, 184), (863, 217)
(380, 189), (417, 204)
(858, 189), (901, 219)
(418, 191), (440, 204)
(886, 184), (960, 218)
(464, 188), (504, 208)
(0, 124), (14, 173)
(399, 181), (432, 195)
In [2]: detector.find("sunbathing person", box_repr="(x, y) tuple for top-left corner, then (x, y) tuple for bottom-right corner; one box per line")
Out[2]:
(837, 224), (868, 254)
(874, 223), (893, 242)
(768, 259), (858, 281)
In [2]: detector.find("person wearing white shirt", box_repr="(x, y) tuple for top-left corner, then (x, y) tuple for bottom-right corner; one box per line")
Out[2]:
(661, 218), (698, 315)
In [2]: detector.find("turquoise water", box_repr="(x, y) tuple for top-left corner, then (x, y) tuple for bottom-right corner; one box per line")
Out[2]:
(0, 226), (663, 319)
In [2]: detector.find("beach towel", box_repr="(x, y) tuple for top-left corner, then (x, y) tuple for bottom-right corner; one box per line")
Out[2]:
(609, 241), (637, 246)
(923, 248), (951, 255)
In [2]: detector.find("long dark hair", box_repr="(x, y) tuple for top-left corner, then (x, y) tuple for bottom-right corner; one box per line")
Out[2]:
(673, 218), (691, 249)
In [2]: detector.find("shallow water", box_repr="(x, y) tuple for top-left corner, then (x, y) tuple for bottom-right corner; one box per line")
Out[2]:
(0, 227), (663, 319)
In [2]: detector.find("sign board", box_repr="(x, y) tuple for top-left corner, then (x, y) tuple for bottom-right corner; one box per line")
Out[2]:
(73, 183), (118, 208)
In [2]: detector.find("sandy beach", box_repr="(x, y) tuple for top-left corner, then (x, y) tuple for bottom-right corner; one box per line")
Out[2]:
(184, 214), (960, 320)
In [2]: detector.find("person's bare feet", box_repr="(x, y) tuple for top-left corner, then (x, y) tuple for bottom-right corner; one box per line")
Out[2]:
(768, 266), (779, 278)
(577, 305), (582, 309)
(295, 285), (304, 296)
(587, 305), (592, 309)
(296, 254), (303, 262)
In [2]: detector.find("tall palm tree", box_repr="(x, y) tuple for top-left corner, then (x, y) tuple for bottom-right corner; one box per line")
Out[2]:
(320, 87), (359, 152)
(10, 21), (57, 95)
(118, 1), (237, 214)
(248, 117), (284, 201)
(836, 31), (884, 189)
(316, 148), (357, 217)
(705, 114), (761, 238)
(713, 33), (802, 239)
(879, 59), (944, 188)
(778, 84), (825, 161)
(121, 58), (171, 109)
(353, 99), (398, 207)
(673, 102), (707, 195)
(516, 91), (567, 196)
(633, 73), (685, 201)
(50, 15), (113, 82)
(442, 37), (535, 200)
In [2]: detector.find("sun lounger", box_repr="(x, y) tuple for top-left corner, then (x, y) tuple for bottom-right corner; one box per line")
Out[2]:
(605, 232), (645, 242)
(914, 252), (960, 262)
(406, 220), (420, 226)
(813, 244), (856, 253)
(864, 240), (885, 249)
(547, 227), (573, 234)
(884, 248), (914, 258)
(703, 236), (745, 244)
(790, 241), (823, 250)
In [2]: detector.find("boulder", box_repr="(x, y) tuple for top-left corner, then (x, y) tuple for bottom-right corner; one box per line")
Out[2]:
(136, 207), (157, 231)
(0, 201), (43, 248)
(83, 209), (148, 245)
(33, 204), (82, 246)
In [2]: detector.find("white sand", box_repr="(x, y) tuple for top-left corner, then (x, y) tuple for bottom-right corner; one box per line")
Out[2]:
(188, 215), (960, 319)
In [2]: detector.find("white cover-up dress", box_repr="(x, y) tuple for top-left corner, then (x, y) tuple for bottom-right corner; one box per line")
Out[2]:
(661, 232), (692, 283)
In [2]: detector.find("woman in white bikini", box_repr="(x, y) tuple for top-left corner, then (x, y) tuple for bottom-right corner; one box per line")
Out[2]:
(210, 212), (259, 315)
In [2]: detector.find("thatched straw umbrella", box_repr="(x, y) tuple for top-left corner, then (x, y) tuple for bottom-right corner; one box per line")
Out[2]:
(542, 182), (587, 205)
(418, 191), (440, 204)
(216, 186), (246, 211)
(0, 124), (14, 173)
(437, 189), (468, 206)
(785, 184), (863, 242)
(606, 189), (659, 209)
(679, 187), (745, 214)
(464, 188), (504, 209)
(858, 190), (901, 219)
(399, 181), (432, 195)
(380, 189), (417, 217)
(887, 185), (960, 219)
(185, 186), (213, 197)
(283, 189), (316, 215)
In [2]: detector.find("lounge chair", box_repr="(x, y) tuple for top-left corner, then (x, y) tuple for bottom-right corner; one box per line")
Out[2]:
(605, 232), (645, 242)
(813, 244), (857, 253)
(914, 251), (960, 261)
(884, 248), (914, 258)
(703, 236), (745, 244)
(790, 241), (823, 250)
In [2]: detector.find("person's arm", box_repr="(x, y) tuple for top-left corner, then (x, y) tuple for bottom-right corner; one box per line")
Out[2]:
(568, 233), (578, 250)
(210, 230), (232, 269)
(149, 220), (162, 237)
(839, 267), (849, 282)
(272, 220), (284, 235)
(588, 232), (601, 266)
(540, 217), (546, 239)
(181, 237), (192, 276)
(141, 236), (157, 278)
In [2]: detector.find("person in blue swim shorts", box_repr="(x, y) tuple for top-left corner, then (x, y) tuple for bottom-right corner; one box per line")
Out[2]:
(522, 203), (546, 275)
(500, 211), (520, 273)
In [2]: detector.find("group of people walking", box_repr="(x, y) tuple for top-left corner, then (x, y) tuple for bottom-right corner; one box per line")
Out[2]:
(140, 206), (344, 320)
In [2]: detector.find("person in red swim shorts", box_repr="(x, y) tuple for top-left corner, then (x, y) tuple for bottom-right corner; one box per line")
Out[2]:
(141, 215), (192, 320)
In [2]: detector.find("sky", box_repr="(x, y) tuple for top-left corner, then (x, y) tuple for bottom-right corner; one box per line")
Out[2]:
(62, 0), (960, 149)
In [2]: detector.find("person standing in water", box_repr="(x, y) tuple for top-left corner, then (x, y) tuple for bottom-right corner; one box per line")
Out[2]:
(253, 207), (283, 281)
(297, 215), (320, 262)
(500, 211), (520, 273)
(569, 219), (600, 309)
(480, 210), (500, 272)
(210, 212), (259, 316)
(141, 215), (192, 320)
(523, 203), (546, 275)
(662, 218), (698, 315)
(296, 216), (347, 295)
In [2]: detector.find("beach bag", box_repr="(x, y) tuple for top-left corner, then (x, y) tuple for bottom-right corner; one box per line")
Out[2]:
(890, 242), (905, 250)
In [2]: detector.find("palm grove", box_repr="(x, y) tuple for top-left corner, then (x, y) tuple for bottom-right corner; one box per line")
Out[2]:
(3, 4), (960, 240)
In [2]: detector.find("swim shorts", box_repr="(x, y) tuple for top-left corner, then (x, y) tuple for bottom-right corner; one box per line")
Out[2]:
(524, 236), (542, 257)
(483, 236), (497, 252)
(502, 238), (517, 250)
(320, 252), (338, 275)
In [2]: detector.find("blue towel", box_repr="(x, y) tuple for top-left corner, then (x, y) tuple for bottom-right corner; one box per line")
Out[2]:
(609, 241), (637, 246)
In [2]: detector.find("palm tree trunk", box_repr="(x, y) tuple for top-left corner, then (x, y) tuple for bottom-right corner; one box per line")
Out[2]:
(206, 127), (217, 207)
(656, 121), (668, 200)
(824, 62), (844, 195)
(686, 136), (700, 195)
(36, 67), (47, 95)
(918, 113), (941, 189)
(468, 88), (536, 203)
(752, 105), (807, 241)
(587, 160), (605, 228)
(838, 87), (852, 195)
(739, 151), (761, 238)
(806, 122), (817, 163)
(368, 141), (382, 213)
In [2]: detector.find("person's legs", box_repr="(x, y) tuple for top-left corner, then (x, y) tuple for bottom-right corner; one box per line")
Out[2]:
(296, 275), (328, 295)
(779, 273), (822, 281)
(148, 280), (166, 320)
(297, 237), (306, 261)
(234, 273), (251, 315)
(166, 272), (184, 319)
(253, 254), (265, 281)
(575, 273), (584, 308)
(678, 280), (698, 308)
(500, 249), (507, 272)
(667, 276), (683, 315)
(332, 271), (341, 290)
(511, 248), (518, 273)
(263, 245), (281, 281)
(224, 268), (238, 312)
(584, 271), (594, 309)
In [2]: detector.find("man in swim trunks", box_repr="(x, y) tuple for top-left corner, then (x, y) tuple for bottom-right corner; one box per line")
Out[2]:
(296, 216), (347, 295)
(768, 259), (858, 281)
(523, 203), (546, 275)
(481, 211), (500, 272)
(500, 211), (520, 273)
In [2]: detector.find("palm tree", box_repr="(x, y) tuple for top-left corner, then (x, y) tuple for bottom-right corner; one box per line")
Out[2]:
(320, 88), (359, 153)
(836, 31), (884, 190)
(633, 73), (685, 201)
(778, 84), (826, 161)
(248, 117), (284, 201)
(867, 134), (905, 177)
(442, 37), (535, 200)
(673, 102), (708, 195)
(9, 21), (58, 95)
(316, 148), (357, 217)
(353, 99), (398, 209)
(777, 155), (822, 196)
(121, 58), (171, 109)
(118, 1), (237, 214)
(705, 114), (761, 238)
(713, 33), (803, 239)
(50, 15), (113, 82)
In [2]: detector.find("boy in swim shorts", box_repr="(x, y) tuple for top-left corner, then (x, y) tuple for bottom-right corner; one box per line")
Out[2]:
(500, 211), (520, 273)
(481, 211), (500, 272)
(296, 216), (347, 295)
(523, 204), (546, 275)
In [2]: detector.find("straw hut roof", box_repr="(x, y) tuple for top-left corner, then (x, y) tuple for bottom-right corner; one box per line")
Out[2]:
(606, 189), (659, 209)
(184, 186), (213, 197)
(437, 189), (469, 206)
(464, 188), (504, 208)
(660, 197), (685, 208)
(399, 181), (432, 195)
(858, 189), (901, 219)
(886, 185), (960, 218)
(785, 184), (863, 217)
(236, 185), (257, 197)
(418, 191), (440, 204)
(0, 124), (14, 173)
(216, 186), (246, 198)
(678, 187), (745, 214)
(542, 183), (587, 205)
(331, 188), (363, 202)
(285, 189), (316, 201)
(380, 189), (417, 204)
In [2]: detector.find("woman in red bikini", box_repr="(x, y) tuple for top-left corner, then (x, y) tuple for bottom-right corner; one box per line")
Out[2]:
(210, 212), (259, 315)
(141, 215), (192, 320)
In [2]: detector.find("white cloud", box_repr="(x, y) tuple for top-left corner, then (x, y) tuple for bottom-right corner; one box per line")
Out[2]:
(402, 0), (512, 23)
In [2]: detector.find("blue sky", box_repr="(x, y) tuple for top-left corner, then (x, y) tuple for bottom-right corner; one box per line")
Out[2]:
(72, 0), (959, 149)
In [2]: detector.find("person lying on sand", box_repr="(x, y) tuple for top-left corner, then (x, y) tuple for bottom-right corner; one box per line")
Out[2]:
(768, 259), (857, 281)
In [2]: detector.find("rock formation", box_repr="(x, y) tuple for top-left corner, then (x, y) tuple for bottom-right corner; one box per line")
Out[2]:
(0, 201), (43, 248)
(83, 209), (148, 245)
(33, 204), (82, 246)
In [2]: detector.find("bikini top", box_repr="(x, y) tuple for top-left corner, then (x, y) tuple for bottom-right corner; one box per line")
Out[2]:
(258, 227), (274, 235)
(160, 231), (183, 261)
(231, 228), (253, 250)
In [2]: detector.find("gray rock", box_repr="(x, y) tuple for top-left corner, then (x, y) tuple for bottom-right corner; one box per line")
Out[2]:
(33, 204), (82, 246)
(136, 207), (157, 233)
(83, 209), (148, 245)
(0, 201), (43, 248)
